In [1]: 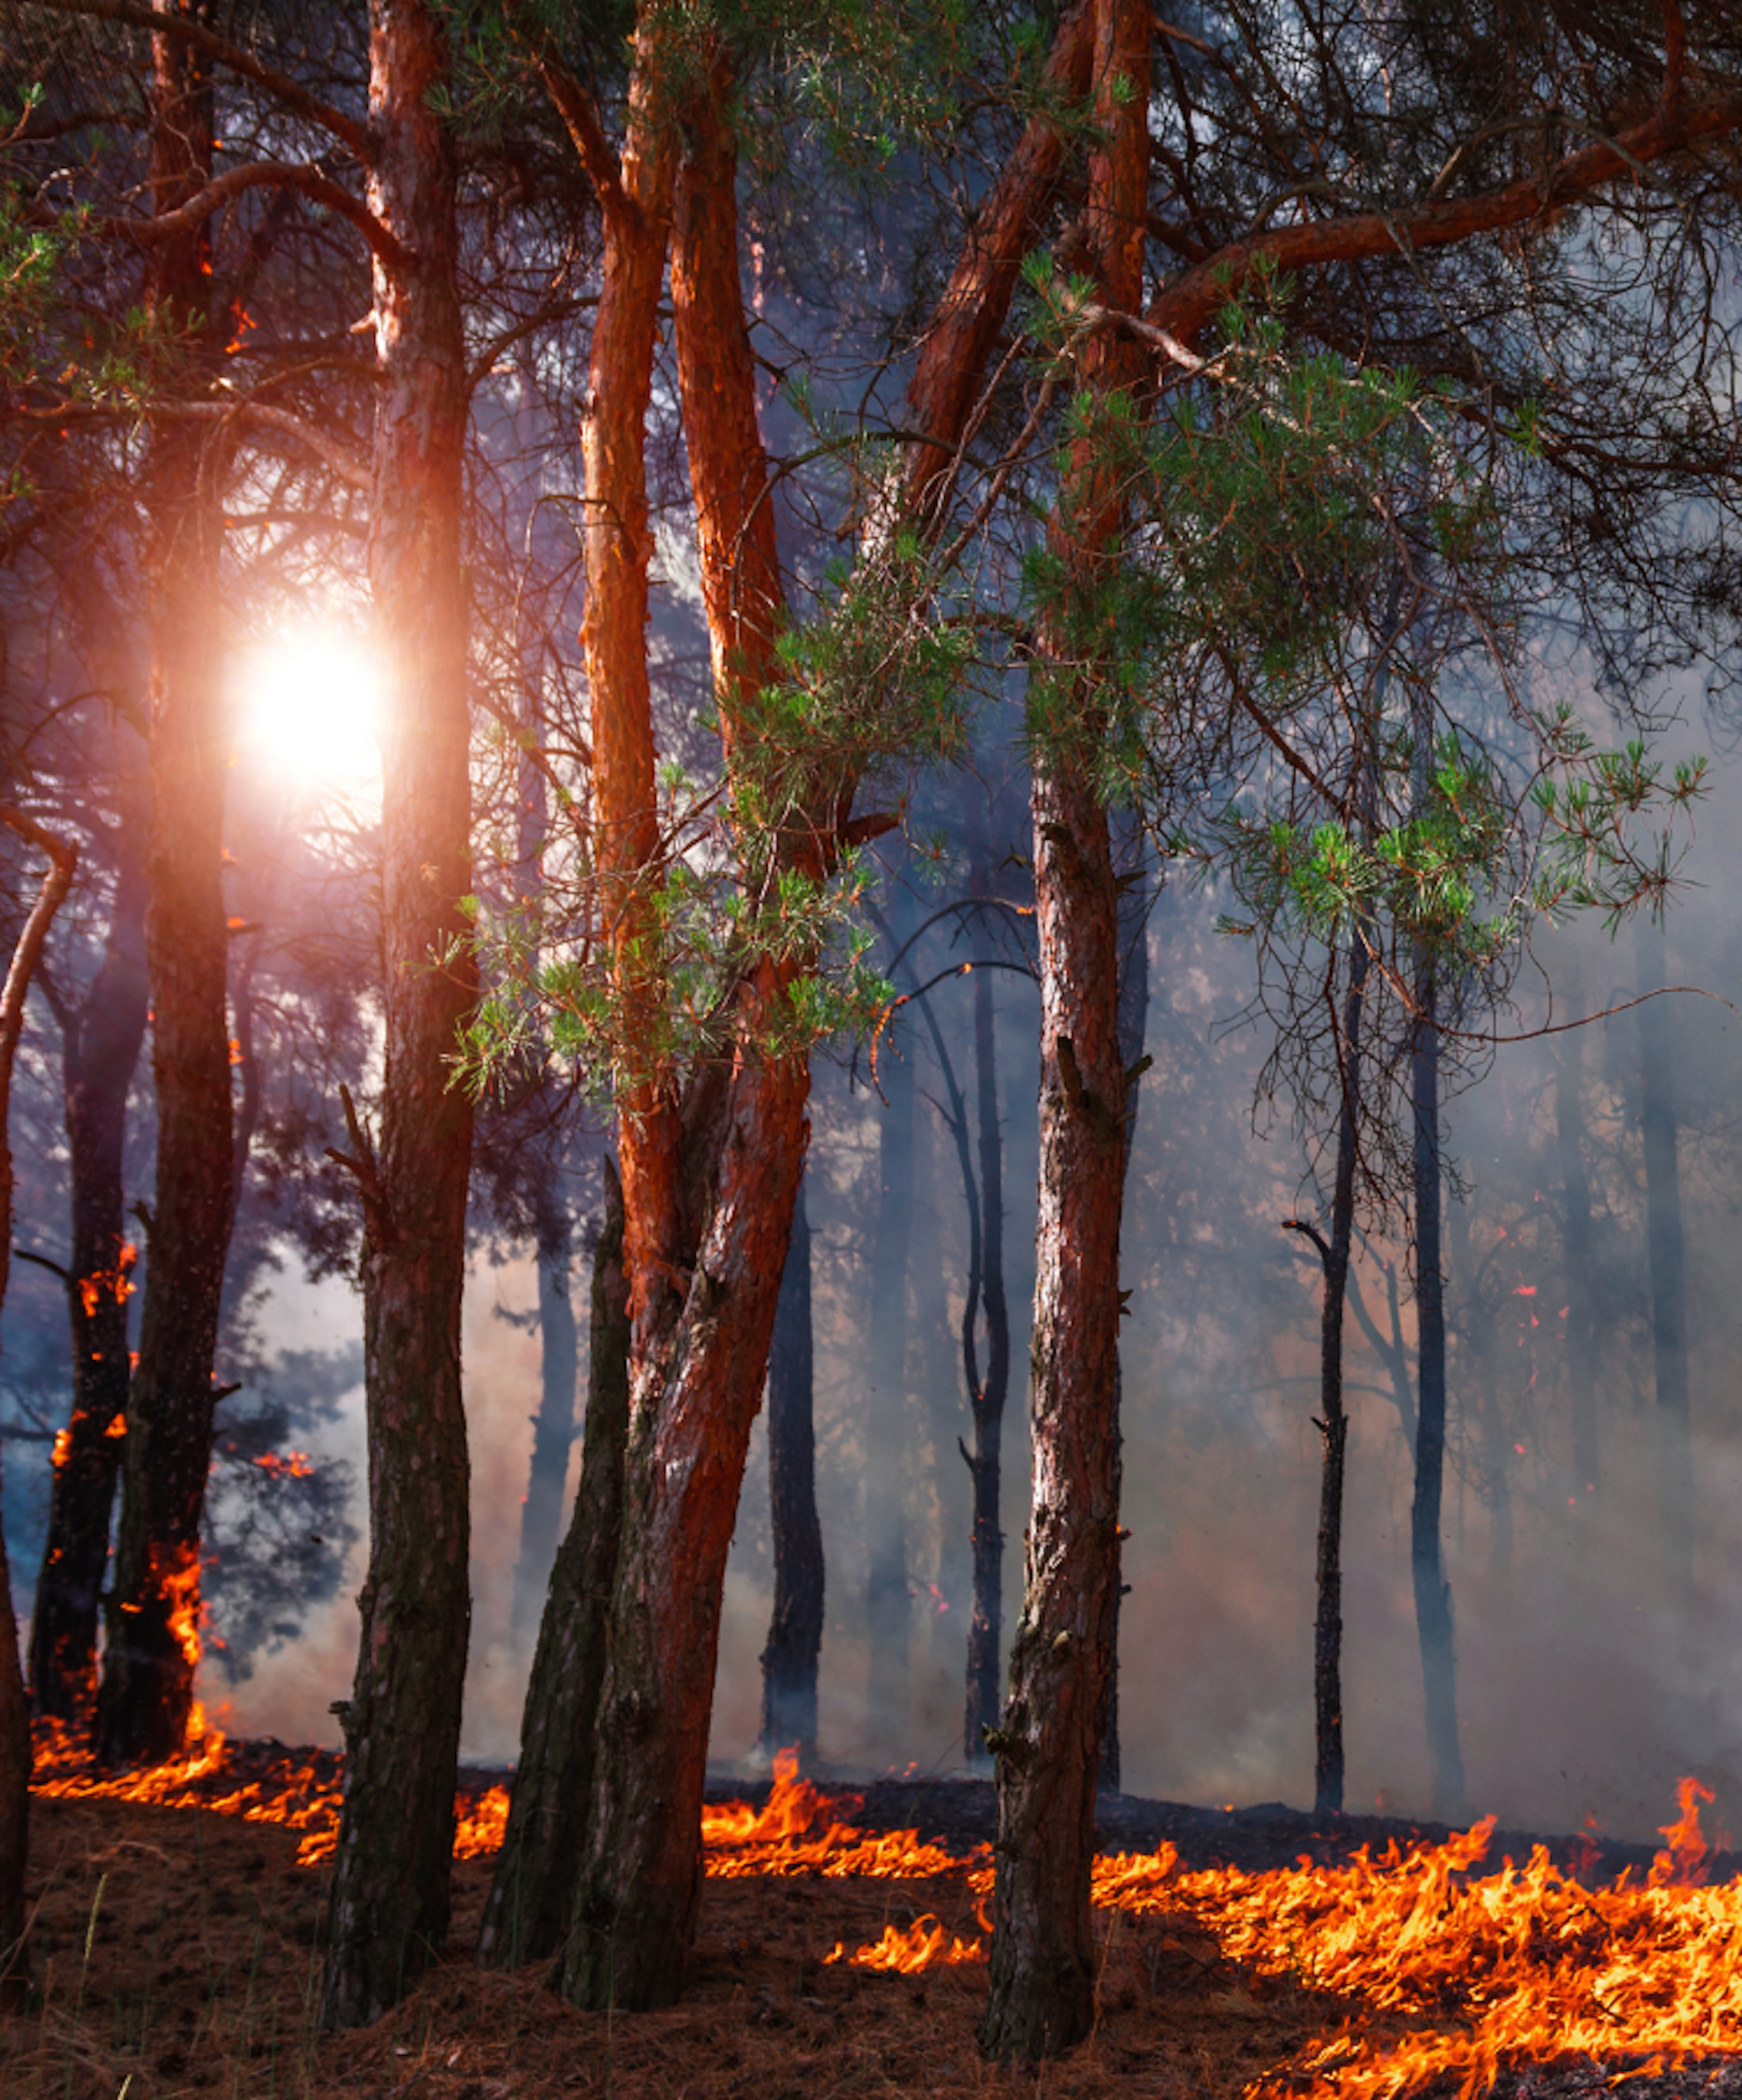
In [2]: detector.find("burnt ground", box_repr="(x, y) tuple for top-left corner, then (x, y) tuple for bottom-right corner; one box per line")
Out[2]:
(3, 1759), (1738, 2100)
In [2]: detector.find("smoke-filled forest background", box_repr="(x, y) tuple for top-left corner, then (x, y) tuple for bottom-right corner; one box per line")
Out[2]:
(7, 712), (1742, 1846)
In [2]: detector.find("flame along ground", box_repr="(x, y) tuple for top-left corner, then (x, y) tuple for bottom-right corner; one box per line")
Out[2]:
(27, 1728), (1742, 2098)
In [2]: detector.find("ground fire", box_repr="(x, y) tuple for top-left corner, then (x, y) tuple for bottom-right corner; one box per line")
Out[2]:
(25, 1730), (1742, 2097)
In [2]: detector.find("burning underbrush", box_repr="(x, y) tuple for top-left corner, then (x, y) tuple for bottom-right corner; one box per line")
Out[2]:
(7, 1727), (1742, 2100)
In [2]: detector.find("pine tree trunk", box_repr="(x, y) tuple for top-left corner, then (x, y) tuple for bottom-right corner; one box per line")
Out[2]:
(1411, 964), (1466, 1821)
(96, 24), (234, 1767)
(1311, 934), (1370, 1815)
(480, 1159), (629, 1968)
(0, 810), (77, 1996)
(762, 1177), (824, 1761)
(1636, 921), (1692, 1597)
(318, 0), (475, 2029)
(31, 795), (148, 1719)
(981, 0), (1147, 2060)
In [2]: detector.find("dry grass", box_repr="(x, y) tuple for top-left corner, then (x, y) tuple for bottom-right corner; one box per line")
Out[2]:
(1, 1793), (1363, 2100)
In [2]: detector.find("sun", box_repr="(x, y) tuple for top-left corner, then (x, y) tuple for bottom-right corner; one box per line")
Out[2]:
(234, 626), (387, 788)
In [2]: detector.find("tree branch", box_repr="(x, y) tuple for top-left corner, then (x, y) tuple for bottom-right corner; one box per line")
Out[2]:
(101, 161), (406, 272)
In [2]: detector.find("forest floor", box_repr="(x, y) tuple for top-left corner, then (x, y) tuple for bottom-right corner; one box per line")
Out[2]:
(5, 1758), (1742, 2100)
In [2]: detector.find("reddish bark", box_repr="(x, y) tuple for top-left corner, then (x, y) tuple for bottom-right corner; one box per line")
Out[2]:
(981, 0), (1149, 2060)
(0, 810), (78, 1997)
(96, 8), (236, 1770)
(319, 0), (475, 2030)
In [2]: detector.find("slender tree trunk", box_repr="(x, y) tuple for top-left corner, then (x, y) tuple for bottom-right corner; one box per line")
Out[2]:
(1306, 936), (1370, 1815)
(480, 1158), (629, 1968)
(761, 1177), (824, 1761)
(319, 0), (475, 2028)
(1636, 920), (1692, 1598)
(31, 786), (148, 1720)
(0, 810), (78, 1997)
(96, 20), (235, 1768)
(963, 942), (1009, 1767)
(1553, 956), (1600, 1495)
(1411, 962), (1466, 1821)
(865, 896), (916, 1756)
(982, 0), (1147, 2057)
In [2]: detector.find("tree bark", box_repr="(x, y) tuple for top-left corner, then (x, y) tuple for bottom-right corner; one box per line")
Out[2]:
(761, 1175), (823, 1761)
(480, 1158), (628, 1968)
(318, 0), (475, 2029)
(30, 761), (149, 1720)
(1636, 920), (1692, 1599)
(982, 0), (1147, 2058)
(96, 11), (235, 1769)
(0, 810), (78, 1997)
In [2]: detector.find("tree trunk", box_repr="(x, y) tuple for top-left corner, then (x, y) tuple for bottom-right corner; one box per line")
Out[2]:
(1411, 962), (1466, 1821)
(1636, 920), (1692, 1598)
(963, 933), (1009, 1767)
(31, 775), (148, 1720)
(480, 1158), (629, 1968)
(95, 20), (235, 1769)
(761, 1176), (824, 1761)
(982, 0), (1147, 2056)
(0, 810), (78, 1997)
(1309, 935), (1370, 1815)
(319, 0), (475, 2029)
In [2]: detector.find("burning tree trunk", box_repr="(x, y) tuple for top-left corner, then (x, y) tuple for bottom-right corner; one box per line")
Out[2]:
(761, 1176), (824, 1762)
(1635, 919), (1691, 1600)
(319, 0), (475, 2029)
(480, 1157), (629, 1968)
(0, 808), (78, 1994)
(981, 0), (1148, 2058)
(95, 17), (236, 1768)
(30, 756), (148, 1720)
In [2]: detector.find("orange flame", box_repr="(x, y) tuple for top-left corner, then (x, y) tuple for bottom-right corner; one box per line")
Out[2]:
(824, 1914), (983, 1972)
(252, 1449), (315, 1479)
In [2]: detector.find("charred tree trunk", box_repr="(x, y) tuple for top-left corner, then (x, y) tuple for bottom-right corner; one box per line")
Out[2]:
(1553, 960), (1600, 1496)
(865, 898), (916, 1757)
(480, 1158), (629, 1968)
(982, 0), (1147, 2058)
(1636, 921), (1692, 1598)
(96, 22), (235, 1769)
(31, 772), (148, 1720)
(761, 1177), (823, 1762)
(1410, 962), (1466, 1821)
(319, 0), (475, 2029)
(0, 810), (78, 1996)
